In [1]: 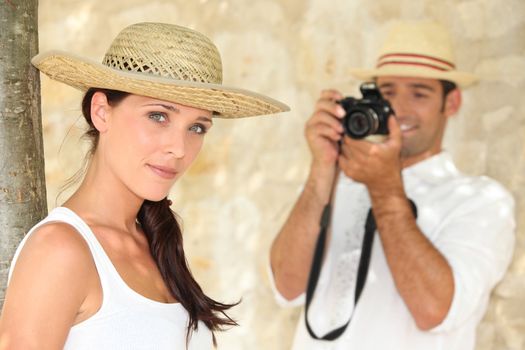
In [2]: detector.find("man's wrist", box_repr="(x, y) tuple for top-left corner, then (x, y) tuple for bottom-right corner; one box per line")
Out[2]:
(367, 170), (404, 199)
(369, 190), (418, 231)
(367, 171), (413, 218)
(306, 161), (337, 205)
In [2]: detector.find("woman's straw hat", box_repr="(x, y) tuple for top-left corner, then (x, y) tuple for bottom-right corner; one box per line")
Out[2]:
(349, 21), (478, 88)
(32, 22), (289, 118)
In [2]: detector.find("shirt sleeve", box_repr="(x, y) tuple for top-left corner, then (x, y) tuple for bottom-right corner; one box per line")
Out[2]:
(429, 179), (516, 333)
(266, 257), (306, 308)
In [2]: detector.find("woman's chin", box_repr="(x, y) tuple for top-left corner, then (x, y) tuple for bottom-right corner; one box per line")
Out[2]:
(141, 190), (171, 203)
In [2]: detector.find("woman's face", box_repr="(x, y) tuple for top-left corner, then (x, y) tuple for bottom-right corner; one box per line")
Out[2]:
(93, 93), (213, 202)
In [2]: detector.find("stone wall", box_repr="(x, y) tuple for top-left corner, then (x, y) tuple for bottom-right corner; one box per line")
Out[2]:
(37, 0), (525, 349)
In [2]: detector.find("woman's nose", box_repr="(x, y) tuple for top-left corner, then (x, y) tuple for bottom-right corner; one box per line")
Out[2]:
(165, 132), (186, 159)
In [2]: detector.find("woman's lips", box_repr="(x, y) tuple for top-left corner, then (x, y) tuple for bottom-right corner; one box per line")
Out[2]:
(148, 164), (178, 179)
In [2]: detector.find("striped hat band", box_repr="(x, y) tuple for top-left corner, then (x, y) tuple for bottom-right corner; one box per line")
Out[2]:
(376, 53), (456, 72)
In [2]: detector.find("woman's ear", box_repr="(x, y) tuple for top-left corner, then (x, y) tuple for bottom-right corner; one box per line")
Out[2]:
(90, 91), (111, 133)
(443, 88), (462, 118)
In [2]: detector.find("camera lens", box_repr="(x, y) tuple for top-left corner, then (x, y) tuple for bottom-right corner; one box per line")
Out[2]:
(344, 110), (378, 139)
(348, 112), (370, 136)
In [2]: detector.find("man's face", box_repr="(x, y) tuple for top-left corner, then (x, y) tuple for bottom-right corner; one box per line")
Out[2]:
(377, 76), (460, 166)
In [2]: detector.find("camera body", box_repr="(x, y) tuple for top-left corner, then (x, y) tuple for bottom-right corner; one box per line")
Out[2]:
(339, 82), (394, 139)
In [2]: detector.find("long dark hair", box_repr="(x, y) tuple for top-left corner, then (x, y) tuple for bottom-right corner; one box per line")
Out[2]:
(81, 88), (238, 345)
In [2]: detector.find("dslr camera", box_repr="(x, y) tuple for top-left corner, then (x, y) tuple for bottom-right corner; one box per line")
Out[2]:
(339, 82), (394, 139)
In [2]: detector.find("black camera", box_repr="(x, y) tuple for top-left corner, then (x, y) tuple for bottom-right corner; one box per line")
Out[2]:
(339, 82), (394, 139)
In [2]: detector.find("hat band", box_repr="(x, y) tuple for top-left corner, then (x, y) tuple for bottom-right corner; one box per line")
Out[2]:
(377, 53), (455, 72)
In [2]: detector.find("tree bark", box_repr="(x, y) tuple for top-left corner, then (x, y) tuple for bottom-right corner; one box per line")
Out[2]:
(0, 0), (47, 309)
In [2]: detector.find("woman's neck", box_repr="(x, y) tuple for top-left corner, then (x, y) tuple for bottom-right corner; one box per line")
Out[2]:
(62, 156), (143, 233)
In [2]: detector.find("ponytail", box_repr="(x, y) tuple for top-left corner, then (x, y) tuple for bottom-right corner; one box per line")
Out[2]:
(138, 199), (238, 345)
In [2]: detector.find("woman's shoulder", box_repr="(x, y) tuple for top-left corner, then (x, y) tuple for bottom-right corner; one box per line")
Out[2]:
(1, 223), (99, 348)
(29, 219), (88, 246)
(11, 221), (95, 283)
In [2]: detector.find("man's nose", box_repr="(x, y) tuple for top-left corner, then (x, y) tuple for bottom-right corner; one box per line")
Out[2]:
(388, 96), (411, 117)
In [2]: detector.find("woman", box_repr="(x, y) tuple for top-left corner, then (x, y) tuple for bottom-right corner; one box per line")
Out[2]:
(0, 22), (288, 349)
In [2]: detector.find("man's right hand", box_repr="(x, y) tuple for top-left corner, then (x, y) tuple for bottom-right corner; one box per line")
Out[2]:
(305, 89), (346, 170)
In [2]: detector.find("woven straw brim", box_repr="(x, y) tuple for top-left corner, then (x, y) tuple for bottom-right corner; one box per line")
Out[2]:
(32, 51), (290, 118)
(349, 66), (478, 88)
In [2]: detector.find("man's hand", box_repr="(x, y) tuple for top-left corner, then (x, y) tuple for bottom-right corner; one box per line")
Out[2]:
(338, 116), (404, 197)
(305, 89), (345, 170)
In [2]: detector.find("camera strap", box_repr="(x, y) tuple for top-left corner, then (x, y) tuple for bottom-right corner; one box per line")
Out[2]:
(305, 196), (417, 341)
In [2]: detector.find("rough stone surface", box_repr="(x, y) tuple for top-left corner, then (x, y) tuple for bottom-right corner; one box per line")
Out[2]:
(37, 0), (525, 349)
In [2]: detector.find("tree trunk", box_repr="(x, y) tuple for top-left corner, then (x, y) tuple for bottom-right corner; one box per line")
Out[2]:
(0, 0), (47, 309)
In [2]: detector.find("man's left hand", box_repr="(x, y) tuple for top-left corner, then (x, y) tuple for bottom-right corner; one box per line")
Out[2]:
(338, 116), (404, 197)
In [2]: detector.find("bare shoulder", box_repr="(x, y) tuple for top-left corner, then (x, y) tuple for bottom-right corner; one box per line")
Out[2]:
(17, 221), (93, 269)
(0, 222), (97, 349)
(27, 221), (90, 249)
(7, 221), (96, 299)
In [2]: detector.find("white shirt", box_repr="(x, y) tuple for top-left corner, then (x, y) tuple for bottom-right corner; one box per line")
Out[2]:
(9, 207), (213, 350)
(270, 152), (515, 350)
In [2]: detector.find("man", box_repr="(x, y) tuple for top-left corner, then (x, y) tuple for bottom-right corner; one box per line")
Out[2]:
(269, 21), (515, 349)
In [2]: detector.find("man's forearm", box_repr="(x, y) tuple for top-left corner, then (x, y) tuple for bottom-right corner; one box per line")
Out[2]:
(270, 164), (336, 300)
(371, 192), (454, 330)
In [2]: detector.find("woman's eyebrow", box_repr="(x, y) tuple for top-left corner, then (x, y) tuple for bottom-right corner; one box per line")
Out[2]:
(197, 116), (213, 124)
(143, 103), (180, 112)
(144, 103), (212, 124)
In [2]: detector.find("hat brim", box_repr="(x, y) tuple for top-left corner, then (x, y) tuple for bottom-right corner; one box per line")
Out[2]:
(32, 51), (289, 118)
(349, 66), (478, 88)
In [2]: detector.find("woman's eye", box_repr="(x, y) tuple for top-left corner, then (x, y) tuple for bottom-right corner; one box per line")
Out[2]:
(149, 112), (167, 123)
(189, 124), (207, 134)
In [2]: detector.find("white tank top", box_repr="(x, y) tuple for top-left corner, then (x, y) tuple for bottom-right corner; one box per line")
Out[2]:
(8, 207), (213, 349)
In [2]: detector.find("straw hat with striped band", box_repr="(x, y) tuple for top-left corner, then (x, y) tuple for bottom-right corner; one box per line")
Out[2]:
(32, 22), (289, 118)
(349, 21), (478, 88)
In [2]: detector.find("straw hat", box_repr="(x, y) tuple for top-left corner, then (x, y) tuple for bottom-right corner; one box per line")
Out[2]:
(349, 21), (478, 88)
(32, 22), (289, 118)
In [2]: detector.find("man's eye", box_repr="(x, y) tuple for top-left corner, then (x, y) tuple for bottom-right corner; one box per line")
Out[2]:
(149, 112), (167, 123)
(189, 124), (207, 134)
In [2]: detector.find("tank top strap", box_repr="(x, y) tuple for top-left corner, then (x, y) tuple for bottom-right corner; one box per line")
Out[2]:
(8, 207), (115, 300)
(50, 207), (121, 298)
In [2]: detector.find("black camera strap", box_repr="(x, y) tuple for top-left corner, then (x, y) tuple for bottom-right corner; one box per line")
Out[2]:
(305, 197), (417, 341)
